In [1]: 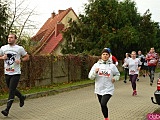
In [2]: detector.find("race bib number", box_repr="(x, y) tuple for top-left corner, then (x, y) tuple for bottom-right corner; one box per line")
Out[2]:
(149, 59), (156, 64)
(130, 70), (135, 75)
(98, 69), (111, 77)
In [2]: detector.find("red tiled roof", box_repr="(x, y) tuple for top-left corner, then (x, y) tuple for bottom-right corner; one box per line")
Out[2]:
(39, 33), (63, 54)
(34, 8), (71, 40)
(38, 23), (64, 54)
(32, 7), (77, 54)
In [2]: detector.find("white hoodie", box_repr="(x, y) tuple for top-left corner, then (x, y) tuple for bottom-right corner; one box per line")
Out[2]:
(88, 59), (120, 95)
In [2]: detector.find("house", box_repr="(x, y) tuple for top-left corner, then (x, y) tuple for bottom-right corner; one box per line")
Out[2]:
(32, 8), (78, 55)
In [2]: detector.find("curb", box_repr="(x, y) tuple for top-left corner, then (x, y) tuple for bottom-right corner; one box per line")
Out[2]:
(0, 82), (94, 106)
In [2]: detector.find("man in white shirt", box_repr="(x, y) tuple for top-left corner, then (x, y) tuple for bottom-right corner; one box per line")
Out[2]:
(0, 33), (29, 116)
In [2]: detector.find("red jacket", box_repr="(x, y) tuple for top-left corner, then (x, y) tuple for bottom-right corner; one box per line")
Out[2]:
(112, 55), (118, 64)
(146, 52), (159, 66)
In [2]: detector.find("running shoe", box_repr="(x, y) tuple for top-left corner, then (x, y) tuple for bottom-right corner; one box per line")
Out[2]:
(20, 95), (26, 107)
(1, 109), (9, 116)
(132, 91), (137, 96)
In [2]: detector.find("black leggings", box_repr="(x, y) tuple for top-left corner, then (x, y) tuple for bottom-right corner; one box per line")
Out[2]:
(129, 74), (138, 90)
(5, 74), (22, 101)
(124, 68), (129, 80)
(97, 94), (112, 118)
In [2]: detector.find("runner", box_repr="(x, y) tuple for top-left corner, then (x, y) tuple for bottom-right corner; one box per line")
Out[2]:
(146, 47), (159, 86)
(122, 53), (130, 83)
(125, 51), (141, 96)
(143, 56), (149, 77)
(137, 50), (145, 81)
(0, 33), (29, 116)
(88, 48), (120, 120)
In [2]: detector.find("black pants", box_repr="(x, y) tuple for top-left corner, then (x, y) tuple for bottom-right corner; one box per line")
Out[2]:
(148, 66), (156, 82)
(129, 74), (138, 90)
(97, 94), (112, 118)
(124, 68), (129, 80)
(5, 74), (22, 103)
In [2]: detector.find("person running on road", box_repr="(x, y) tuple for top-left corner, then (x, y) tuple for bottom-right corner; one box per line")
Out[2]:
(146, 47), (159, 86)
(136, 50), (145, 81)
(0, 33), (29, 116)
(143, 56), (149, 77)
(88, 48), (120, 120)
(122, 53), (130, 83)
(125, 51), (141, 96)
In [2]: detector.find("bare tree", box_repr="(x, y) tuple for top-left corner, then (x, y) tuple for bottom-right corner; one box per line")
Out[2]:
(7, 0), (37, 41)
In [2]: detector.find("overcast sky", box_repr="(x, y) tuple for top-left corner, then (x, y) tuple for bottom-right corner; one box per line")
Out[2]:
(22, 0), (160, 34)
(134, 0), (160, 22)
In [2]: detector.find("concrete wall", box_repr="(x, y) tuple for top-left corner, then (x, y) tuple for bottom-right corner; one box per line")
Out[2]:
(0, 55), (125, 90)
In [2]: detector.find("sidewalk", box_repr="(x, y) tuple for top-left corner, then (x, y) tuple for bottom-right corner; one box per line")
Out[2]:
(0, 73), (160, 120)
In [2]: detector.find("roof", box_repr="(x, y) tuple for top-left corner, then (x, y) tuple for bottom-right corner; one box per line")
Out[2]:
(32, 7), (78, 54)
(39, 33), (63, 54)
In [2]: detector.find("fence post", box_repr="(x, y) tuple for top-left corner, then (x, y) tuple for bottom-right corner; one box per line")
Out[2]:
(50, 54), (53, 84)
(67, 55), (70, 83)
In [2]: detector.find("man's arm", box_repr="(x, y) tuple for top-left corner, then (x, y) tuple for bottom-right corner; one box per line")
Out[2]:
(15, 54), (29, 64)
(21, 54), (29, 62)
(0, 54), (7, 60)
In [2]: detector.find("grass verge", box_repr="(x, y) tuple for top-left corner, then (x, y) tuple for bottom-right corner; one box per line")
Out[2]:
(0, 79), (94, 100)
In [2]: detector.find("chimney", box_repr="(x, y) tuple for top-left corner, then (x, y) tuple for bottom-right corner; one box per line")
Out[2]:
(51, 12), (56, 18)
(55, 22), (64, 37)
(58, 10), (65, 14)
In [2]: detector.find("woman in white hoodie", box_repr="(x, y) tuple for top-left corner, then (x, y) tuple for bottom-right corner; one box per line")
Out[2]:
(88, 48), (120, 120)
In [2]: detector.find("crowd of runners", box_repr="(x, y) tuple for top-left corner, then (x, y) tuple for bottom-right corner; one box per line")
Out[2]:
(89, 47), (159, 120)
(122, 48), (159, 86)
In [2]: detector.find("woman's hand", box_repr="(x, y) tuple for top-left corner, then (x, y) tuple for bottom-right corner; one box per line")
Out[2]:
(95, 68), (99, 73)
(137, 67), (141, 71)
(112, 78), (115, 83)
